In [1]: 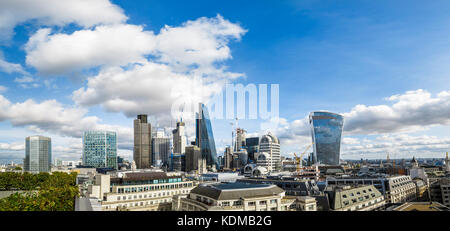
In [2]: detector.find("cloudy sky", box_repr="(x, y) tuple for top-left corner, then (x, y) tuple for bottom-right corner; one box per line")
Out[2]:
(0, 0), (449, 164)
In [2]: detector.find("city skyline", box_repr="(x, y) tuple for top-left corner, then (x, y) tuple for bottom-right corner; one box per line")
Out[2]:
(1, 0), (450, 164)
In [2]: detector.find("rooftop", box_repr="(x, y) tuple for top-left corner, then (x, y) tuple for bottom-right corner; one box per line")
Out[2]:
(392, 202), (450, 211)
(190, 182), (284, 201)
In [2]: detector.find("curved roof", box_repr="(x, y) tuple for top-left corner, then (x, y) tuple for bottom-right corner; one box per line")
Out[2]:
(260, 133), (280, 144)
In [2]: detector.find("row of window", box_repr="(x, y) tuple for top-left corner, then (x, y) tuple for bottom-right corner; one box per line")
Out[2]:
(114, 189), (190, 201)
(104, 198), (171, 210)
(116, 182), (193, 193)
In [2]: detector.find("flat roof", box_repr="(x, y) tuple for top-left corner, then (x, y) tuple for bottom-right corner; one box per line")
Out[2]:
(212, 182), (271, 190)
(393, 202), (450, 211)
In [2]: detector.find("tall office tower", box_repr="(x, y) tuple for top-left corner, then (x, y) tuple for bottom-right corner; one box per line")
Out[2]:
(245, 137), (259, 162)
(309, 111), (344, 166)
(82, 131), (117, 169)
(185, 145), (206, 173)
(259, 133), (281, 172)
(134, 114), (152, 169)
(224, 146), (233, 169)
(235, 128), (246, 151)
(195, 103), (218, 169)
(172, 121), (186, 154)
(24, 136), (51, 172)
(152, 130), (170, 167)
(171, 154), (185, 172)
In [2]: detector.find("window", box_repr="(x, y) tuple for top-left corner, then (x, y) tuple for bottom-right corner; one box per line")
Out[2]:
(259, 201), (267, 205)
(248, 202), (256, 206)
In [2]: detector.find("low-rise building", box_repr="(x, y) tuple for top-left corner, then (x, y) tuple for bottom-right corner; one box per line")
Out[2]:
(237, 176), (321, 196)
(324, 185), (385, 211)
(172, 182), (295, 211)
(85, 172), (195, 211)
(326, 175), (416, 204)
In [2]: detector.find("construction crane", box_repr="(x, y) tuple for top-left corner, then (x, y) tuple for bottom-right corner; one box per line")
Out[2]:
(293, 142), (314, 172)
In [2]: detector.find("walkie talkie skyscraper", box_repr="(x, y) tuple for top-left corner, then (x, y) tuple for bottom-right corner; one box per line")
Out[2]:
(309, 111), (344, 165)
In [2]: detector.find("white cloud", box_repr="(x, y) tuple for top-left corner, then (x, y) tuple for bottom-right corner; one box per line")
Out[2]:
(341, 134), (450, 159)
(0, 95), (132, 150)
(0, 53), (29, 76)
(0, 142), (24, 151)
(343, 89), (450, 134)
(0, 86), (7, 93)
(0, 0), (127, 41)
(72, 62), (225, 122)
(25, 14), (246, 76)
(25, 25), (156, 74)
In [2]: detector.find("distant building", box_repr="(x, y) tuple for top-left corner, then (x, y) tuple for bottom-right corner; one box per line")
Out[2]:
(238, 177), (321, 196)
(24, 135), (51, 172)
(235, 128), (246, 151)
(171, 154), (185, 172)
(257, 133), (281, 172)
(245, 137), (259, 162)
(152, 131), (170, 167)
(134, 114), (152, 169)
(172, 121), (186, 155)
(82, 131), (117, 169)
(224, 146), (233, 170)
(185, 145), (206, 174)
(195, 103), (217, 169)
(309, 111), (344, 165)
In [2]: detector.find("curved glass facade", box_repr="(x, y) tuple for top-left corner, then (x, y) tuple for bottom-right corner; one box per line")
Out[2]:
(196, 103), (218, 168)
(309, 111), (344, 165)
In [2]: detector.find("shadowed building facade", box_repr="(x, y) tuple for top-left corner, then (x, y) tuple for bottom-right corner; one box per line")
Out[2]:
(309, 111), (344, 165)
(196, 103), (218, 169)
(134, 114), (152, 169)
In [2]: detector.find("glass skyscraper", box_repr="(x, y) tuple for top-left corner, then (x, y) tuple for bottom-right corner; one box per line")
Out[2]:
(309, 111), (344, 165)
(82, 131), (117, 169)
(196, 103), (218, 169)
(24, 136), (51, 172)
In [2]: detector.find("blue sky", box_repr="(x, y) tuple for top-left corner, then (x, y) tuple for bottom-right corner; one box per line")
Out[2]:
(0, 0), (450, 164)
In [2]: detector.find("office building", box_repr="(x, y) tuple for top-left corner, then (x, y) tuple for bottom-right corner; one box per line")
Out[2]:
(24, 135), (51, 172)
(245, 137), (259, 162)
(235, 128), (246, 151)
(257, 133), (281, 172)
(172, 121), (186, 155)
(171, 154), (185, 172)
(134, 114), (152, 169)
(185, 145), (206, 174)
(309, 111), (344, 165)
(86, 172), (195, 211)
(195, 103), (217, 169)
(152, 130), (170, 167)
(82, 131), (117, 169)
(224, 146), (233, 170)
